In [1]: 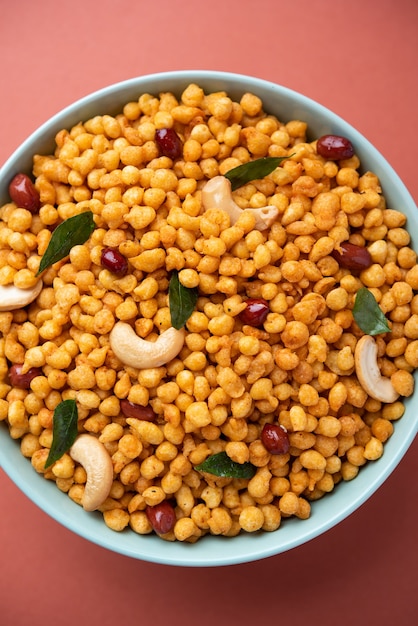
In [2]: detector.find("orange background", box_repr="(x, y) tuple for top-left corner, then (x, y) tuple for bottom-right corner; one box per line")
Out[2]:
(1, 1), (417, 624)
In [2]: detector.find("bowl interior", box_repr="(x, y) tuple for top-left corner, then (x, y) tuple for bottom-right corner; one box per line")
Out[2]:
(1, 70), (417, 566)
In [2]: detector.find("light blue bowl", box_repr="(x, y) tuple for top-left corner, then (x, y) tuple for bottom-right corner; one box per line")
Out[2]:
(1, 71), (417, 566)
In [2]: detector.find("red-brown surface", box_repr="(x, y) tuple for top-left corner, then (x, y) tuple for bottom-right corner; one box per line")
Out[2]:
(1, 1), (417, 624)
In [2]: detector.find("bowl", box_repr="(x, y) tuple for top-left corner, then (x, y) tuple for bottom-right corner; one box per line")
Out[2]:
(1, 70), (417, 567)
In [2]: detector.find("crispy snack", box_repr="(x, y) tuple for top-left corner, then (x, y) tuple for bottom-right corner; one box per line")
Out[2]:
(1, 83), (417, 542)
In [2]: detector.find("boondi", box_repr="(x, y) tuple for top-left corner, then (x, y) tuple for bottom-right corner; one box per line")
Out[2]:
(0, 83), (417, 542)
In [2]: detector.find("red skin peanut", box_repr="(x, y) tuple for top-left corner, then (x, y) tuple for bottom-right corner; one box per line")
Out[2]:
(120, 399), (156, 421)
(316, 135), (354, 160)
(155, 128), (183, 159)
(146, 501), (177, 534)
(332, 242), (373, 272)
(9, 363), (42, 389)
(100, 247), (128, 276)
(8, 173), (40, 213)
(240, 298), (270, 327)
(261, 423), (290, 455)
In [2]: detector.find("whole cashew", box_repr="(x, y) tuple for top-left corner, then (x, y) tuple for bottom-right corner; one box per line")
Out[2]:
(69, 434), (114, 511)
(354, 335), (399, 403)
(201, 176), (279, 231)
(0, 280), (43, 311)
(109, 321), (186, 369)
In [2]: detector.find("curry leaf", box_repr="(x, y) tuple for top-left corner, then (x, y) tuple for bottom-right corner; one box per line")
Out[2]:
(224, 155), (292, 191)
(37, 211), (96, 275)
(353, 287), (391, 335)
(169, 270), (198, 329)
(44, 399), (79, 469)
(195, 451), (256, 479)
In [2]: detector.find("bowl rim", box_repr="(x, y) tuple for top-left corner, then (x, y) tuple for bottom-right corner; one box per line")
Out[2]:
(1, 70), (417, 567)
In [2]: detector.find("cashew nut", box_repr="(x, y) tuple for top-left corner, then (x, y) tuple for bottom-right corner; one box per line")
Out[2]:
(354, 335), (399, 403)
(69, 434), (114, 511)
(109, 321), (186, 369)
(201, 176), (279, 230)
(0, 280), (43, 311)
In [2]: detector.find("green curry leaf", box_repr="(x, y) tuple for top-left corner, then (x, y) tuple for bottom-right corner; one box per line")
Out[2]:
(169, 270), (199, 330)
(195, 451), (256, 479)
(224, 155), (292, 191)
(353, 287), (391, 335)
(44, 399), (79, 469)
(37, 211), (96, 275)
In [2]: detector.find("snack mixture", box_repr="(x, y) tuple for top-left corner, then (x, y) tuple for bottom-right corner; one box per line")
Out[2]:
(1, 83), (417, 542)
